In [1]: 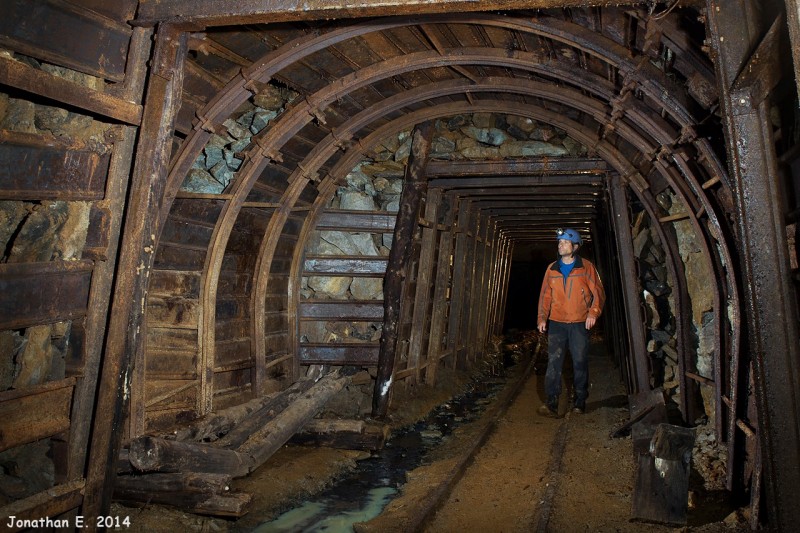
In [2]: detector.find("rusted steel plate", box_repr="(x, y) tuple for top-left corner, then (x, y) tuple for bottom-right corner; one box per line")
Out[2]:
(0, 0), (130, 81)
(428, 175), (604, 189)
(0, 261), (93, 329)
(135, 0), (659, 27)
(303, 256), (388, 276)
(0, 57), (142, 125)
(0, 377), (76, 452)
(298, 343), (379, 365)
(426, 158), (608, 176)
(299, 300), (384, 321)
(0, 131), (110, 200)
(316, 210), (397, 232)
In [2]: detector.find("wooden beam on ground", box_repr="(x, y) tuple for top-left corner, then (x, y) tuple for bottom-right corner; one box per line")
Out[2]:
(373, 120), (434, 417)
(128, 436), (251, 477)
(238, 370), (353, 466)
(290, 419), (390, 451)
(112, 472), (251, 516)
(213, 376), (319, 449)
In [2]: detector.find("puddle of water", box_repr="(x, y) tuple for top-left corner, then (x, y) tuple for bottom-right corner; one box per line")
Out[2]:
(251, 355), (522, 532)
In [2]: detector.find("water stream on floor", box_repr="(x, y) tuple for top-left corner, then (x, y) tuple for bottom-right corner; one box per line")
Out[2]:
(251, 364), (517, 532)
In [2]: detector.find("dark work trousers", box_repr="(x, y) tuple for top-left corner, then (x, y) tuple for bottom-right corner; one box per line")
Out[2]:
(544, 320), (589, 408)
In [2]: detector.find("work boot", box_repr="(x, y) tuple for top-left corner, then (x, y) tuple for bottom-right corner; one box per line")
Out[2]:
(537, 404), (559, 418)
(572, 399), (586, 414)
(538, 396), (559, 418)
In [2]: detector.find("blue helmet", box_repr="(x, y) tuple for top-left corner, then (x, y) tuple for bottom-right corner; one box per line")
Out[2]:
(556, 228), (582, 245)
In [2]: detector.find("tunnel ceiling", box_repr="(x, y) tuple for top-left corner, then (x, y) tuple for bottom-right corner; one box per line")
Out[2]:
(161, 5), (730, 248)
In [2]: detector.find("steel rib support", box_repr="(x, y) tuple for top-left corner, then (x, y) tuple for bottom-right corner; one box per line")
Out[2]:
(708, 0), (800, 528)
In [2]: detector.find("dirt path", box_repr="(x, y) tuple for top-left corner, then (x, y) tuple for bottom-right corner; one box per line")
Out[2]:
(423, 348), (654, 532)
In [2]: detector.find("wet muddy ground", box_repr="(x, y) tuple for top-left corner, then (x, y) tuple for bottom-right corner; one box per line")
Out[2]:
(112, 332), (750, 532)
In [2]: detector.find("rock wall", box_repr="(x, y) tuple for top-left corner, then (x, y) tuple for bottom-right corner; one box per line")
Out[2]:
(633, 190), (716, 422)
(0, 50), (112, 503)
(300, 112), (585, 344)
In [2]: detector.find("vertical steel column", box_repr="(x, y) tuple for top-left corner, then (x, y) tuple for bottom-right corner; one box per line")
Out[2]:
(608, 177), (650, 392)
(82, 24), (188, 523)
(707, 1), (800, 527)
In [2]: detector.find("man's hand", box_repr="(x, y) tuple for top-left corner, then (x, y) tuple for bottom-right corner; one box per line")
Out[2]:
(538, 320), (547, 333)
(585, 316), (596, 330)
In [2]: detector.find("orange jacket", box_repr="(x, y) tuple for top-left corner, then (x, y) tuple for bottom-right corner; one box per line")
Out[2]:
(537, 256), (605, 324)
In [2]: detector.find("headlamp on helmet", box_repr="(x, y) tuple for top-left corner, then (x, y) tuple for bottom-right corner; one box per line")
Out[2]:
(555, 228), (582, 245)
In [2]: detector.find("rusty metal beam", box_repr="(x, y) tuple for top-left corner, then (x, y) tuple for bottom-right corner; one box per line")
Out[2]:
(0, 56), (142, 125)
(134, 1), (697, 28)
(82, 24), (188, 524)
(426, 158), (609, 176)
(608, 178), (650, 392)
(0, 0), (130, 81)
(0, 130), (111, 200)
(708, 1), (800, 529)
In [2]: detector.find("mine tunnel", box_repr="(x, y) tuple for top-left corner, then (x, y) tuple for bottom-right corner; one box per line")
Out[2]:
(1, 0), (800, 530)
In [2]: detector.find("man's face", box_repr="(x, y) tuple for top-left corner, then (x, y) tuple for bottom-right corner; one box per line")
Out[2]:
(558, 238), (576, 256)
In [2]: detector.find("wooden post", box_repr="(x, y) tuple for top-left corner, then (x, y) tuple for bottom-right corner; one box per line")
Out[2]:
(425, 191), (455, 385)
(372, 121), (434, 417)
(82, 24), (188, 523)
(407, 188), (442, 383)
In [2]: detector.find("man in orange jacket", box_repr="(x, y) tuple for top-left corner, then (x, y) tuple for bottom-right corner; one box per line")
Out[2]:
(537, 228), (605, 417)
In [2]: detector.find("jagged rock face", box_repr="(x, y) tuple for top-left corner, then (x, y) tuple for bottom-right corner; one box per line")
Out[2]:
(0, 55), (110, 499)
(634, 191), (716, 419)
(302, 112), (587, 343)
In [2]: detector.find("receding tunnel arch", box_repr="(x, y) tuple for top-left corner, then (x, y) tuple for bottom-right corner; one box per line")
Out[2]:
(271, 99), (729, 411)
(146, 11), (737, 423)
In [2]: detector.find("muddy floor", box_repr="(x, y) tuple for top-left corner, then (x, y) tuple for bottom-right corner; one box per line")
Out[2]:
(111, 332), (750, 532)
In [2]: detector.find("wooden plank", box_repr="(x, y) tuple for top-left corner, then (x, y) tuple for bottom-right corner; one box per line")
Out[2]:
(0, 131), (111, 200)
(298, 343), (380, 365)
(407, 189), (441, 383)
(425, 193), (456, 385)
(0, 377), (75, 452)
(146, 296), (200, 327)
(0, 0), (130, 81)
(0, 260), (93, 330)
(303, 256), (388, 276)
(0, 479), (85, 533)
(316, 210), (397, 231)
(298, 300), (384, 321)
